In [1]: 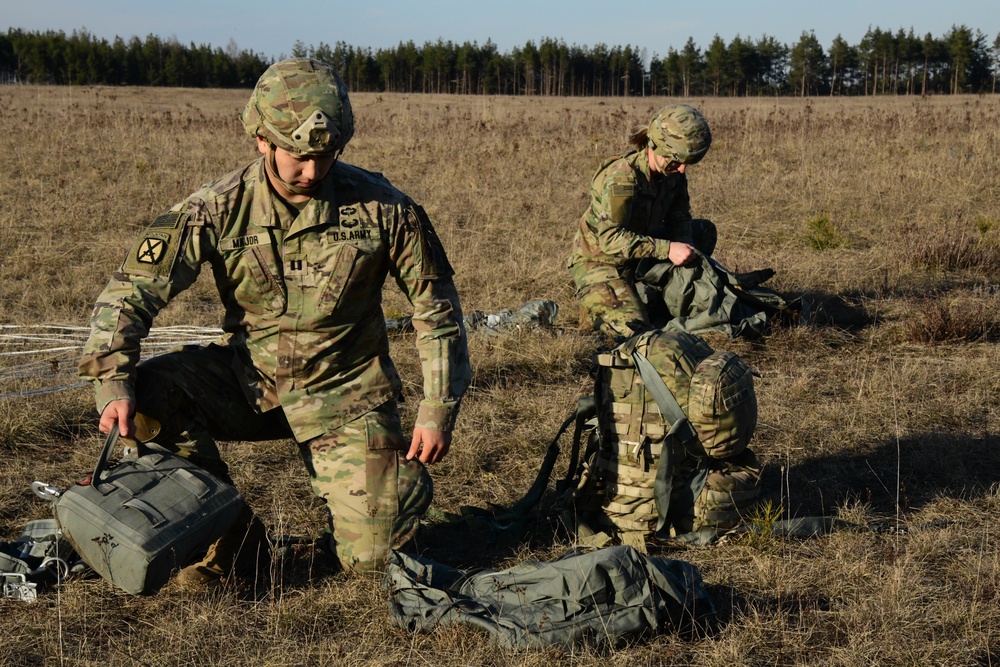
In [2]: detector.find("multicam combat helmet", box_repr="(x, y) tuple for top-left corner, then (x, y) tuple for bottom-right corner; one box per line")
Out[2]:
(687, 349), (757, 460)
(647, 104), (712, 165)
(242, 58), (354, 157)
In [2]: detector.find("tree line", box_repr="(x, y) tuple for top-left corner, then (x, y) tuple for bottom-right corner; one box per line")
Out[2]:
(2, 26), (999, 95)
(0, 29), (269, 87)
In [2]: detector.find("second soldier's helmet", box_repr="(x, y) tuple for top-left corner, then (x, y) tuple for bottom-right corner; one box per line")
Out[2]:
(647, 104), (712, 165)
(242, 58), (354, 156)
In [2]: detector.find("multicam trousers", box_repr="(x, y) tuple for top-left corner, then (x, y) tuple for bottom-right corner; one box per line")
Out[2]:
(132, 344), (431, 573)
(569, 262), (650, 340)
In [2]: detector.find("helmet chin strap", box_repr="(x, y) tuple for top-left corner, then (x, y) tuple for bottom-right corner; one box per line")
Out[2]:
(265, 143), (328, 197)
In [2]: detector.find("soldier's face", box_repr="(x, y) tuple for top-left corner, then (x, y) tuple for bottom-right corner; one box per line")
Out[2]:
(647, 147), (686, 175)
(257, 137), (336, 200)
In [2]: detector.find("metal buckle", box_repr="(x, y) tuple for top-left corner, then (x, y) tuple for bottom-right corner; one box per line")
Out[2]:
(31, 481), (62, 500)
(2, 573), (37, 602)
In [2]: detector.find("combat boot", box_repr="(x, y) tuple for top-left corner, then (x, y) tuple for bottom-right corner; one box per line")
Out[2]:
(175, 505), (270, 591)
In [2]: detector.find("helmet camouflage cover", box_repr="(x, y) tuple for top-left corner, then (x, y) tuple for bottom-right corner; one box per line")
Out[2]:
(687, 350), (757, 459)
(242, 58), (354, 156)
(647, 104), (712, 165)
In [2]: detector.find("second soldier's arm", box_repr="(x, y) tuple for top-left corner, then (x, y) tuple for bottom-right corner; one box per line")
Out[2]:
(591, 168), (697, 267)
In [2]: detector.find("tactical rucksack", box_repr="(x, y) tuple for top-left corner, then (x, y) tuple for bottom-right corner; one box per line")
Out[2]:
(558, 329), (764, 548)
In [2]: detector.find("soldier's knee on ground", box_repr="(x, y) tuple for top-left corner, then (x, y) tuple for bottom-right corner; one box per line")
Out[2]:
(340, 459), (431, 574)
(320, 447), (434, 574)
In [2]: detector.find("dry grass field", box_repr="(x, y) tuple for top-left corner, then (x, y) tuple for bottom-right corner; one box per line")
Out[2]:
(1, 84), (999, 666)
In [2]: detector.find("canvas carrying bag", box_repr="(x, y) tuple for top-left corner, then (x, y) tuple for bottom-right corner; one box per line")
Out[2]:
(634, 253), (790, 339)
(53, 426), (244, 595)
(384, 544), (717, 649)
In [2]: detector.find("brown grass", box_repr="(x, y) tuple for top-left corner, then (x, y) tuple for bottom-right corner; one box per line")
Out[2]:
(1, 86), (999, 665)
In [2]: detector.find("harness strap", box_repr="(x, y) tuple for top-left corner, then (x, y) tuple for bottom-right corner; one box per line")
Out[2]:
(701, 487), (761, 505)
(629, 348), (709, 538)
(604, 499), (657, 516)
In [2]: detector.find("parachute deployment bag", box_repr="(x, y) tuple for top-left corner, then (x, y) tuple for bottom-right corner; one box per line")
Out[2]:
(53, 426), (244, 595)
(583, 330), (763, 544)
(385, 544), (717, 649)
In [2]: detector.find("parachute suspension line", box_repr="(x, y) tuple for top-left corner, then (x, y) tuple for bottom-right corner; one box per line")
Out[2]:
(0, 324), (223, 399)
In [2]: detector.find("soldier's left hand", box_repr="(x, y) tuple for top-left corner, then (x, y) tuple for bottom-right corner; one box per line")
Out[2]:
(407, 427), (451, 464)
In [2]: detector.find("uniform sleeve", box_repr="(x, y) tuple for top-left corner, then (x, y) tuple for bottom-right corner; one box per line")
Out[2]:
(588, 168), (673, 262)
(78, 202), (211, 414)
(387, 201), (471, 432)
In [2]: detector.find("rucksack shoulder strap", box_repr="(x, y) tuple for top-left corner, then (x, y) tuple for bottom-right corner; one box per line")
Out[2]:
(629, 348), (709, 538)
(629, 350), (697, 444)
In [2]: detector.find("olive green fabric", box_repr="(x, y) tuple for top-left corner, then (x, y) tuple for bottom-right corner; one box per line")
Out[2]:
(570, 217), (717, 340)
(384, 545), (716, 649)
(635, 252), (789, 339)
(54, 428), (245, 595)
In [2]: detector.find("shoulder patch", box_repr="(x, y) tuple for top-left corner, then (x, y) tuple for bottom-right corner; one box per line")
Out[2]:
(406, 203), (454, 280)
(608, 181), (636, 226)
(121, 211), (189, 278)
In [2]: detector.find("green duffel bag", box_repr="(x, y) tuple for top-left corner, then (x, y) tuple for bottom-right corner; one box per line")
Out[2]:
(52, 426), (244, 595)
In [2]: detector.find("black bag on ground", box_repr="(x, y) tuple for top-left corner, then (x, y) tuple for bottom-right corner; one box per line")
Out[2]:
(52, 426), (244, 594)
(384, 545), (716, 649)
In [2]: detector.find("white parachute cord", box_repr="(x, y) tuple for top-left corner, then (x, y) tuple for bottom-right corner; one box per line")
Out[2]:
(0, 324), (224, 399)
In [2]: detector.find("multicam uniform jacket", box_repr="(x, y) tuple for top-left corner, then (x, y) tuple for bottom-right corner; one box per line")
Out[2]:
(79, 158), (471, 443)
(568, 150), (693, 273)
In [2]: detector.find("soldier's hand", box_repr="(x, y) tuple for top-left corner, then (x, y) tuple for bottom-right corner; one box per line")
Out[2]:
(100, 399), (136, 437)
(407, 427), (451, 464)
(667, 241), (698, 266)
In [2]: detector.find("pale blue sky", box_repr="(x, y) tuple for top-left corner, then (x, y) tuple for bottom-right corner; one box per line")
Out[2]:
(3, 0), (998, 63)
